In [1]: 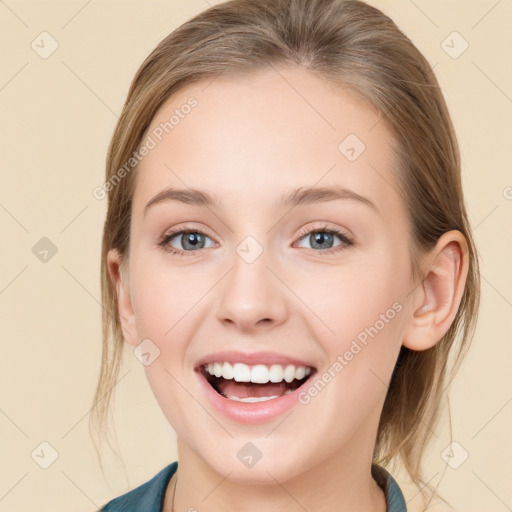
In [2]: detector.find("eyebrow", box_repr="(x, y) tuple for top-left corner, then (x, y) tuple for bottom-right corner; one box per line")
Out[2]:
(143, 185), (378, 216)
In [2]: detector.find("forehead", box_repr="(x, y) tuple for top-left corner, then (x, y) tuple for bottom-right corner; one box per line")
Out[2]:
(132, 66), (401, 218)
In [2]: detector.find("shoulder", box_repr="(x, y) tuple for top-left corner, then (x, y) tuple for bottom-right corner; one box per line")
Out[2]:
(100, 461), (178, 512)
(372, 464), (408, 512)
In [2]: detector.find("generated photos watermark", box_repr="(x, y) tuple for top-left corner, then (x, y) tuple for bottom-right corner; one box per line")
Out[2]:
(92, 96), (198, 200)
(298, 301), (403, 404)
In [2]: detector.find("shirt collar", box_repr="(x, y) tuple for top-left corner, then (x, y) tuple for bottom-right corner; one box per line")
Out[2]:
(372, 463), (408, 511)
(101, 461), (407, 511)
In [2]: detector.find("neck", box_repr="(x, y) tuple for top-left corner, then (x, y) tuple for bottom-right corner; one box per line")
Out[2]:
(164, 440), (387, 512)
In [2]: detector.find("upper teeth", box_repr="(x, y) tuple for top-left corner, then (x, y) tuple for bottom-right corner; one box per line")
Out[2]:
(205, 362), (312, 384)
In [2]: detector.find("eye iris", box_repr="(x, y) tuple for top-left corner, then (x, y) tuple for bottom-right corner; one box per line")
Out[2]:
(311, 232), (333, 250)
(182, 232), (205, 250)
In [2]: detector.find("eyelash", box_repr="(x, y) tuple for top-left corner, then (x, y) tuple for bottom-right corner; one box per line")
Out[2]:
(157, 223), (355, 257)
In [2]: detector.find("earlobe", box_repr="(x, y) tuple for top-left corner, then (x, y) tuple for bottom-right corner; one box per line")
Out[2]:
(403, 231), (469, 351)
(106, 249), (138, 346)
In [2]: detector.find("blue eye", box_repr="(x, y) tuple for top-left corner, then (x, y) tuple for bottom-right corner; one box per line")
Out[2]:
(293, 225), (354, 255)
(158, 228), (215, 256)
(158, 224), (354, 257)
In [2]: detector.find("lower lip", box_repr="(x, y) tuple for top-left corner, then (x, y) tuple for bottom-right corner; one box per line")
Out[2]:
(195, 369), (311, 424)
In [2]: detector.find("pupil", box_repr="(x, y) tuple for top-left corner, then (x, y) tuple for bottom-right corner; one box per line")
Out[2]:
(312, 232), (332, 249)
(184, 233), (204, 250)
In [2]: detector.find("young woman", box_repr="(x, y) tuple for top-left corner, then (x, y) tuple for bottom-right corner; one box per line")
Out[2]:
(91, 0), (480, 510)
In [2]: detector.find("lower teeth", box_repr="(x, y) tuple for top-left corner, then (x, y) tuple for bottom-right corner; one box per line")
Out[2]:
(226, 389), (293, 402)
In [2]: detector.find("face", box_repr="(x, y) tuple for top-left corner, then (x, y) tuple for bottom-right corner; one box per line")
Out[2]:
(112, 66), (417, 483)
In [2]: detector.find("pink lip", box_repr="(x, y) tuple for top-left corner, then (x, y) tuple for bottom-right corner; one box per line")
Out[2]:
(195, 368), (315, 424)
(194, 350), (316, 369)
(193, 350), (317, 424)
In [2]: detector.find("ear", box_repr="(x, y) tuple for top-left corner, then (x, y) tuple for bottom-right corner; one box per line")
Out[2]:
(106, 249), (138, 347)
(402, 230), (469, 351)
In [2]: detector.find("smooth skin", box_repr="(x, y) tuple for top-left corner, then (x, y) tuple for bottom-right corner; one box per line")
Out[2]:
(107, 65), (468, 512)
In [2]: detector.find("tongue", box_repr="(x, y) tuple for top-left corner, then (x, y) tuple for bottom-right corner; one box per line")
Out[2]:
(218, 379), (291, 399)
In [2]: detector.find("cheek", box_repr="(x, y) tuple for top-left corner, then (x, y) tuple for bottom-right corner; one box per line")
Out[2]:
(130, 261), (209, 342)
(293, 249), (409, 417)
(296, 252), (409, 351)
(130, 264), (206, 434)
(296, 265), (407, 436)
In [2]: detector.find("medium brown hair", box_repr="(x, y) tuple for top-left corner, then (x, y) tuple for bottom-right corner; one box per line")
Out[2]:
(90, 0), (480, 502)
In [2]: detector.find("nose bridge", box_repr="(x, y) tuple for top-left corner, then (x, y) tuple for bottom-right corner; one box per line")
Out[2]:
(216, 235), (287, 330)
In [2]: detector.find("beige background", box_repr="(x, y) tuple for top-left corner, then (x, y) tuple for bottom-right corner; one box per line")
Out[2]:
(0, 0), (510, 511)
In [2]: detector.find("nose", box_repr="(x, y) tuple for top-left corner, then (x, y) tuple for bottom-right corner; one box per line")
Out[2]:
(216, 246), (288, 333)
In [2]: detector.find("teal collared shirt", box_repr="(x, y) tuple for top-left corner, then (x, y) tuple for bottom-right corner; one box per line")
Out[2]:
(100, 461), (407, 511)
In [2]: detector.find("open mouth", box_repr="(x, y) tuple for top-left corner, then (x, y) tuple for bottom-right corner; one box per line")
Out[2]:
(199, 362), (316, 403)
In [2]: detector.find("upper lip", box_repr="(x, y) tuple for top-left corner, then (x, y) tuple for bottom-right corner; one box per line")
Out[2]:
(194, 350), (316, 370)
